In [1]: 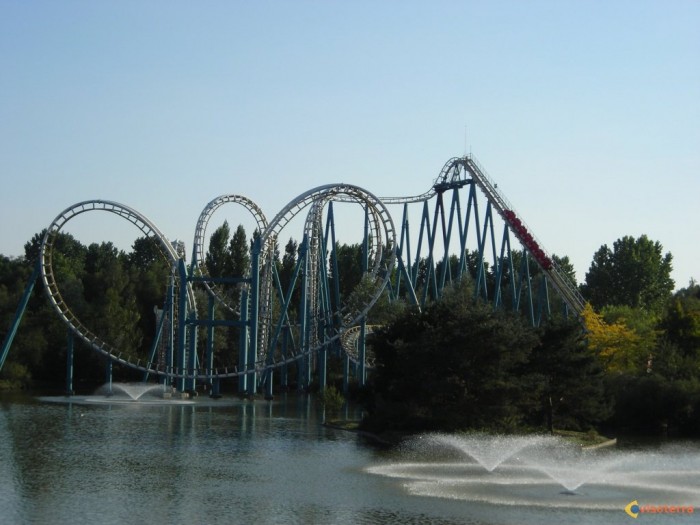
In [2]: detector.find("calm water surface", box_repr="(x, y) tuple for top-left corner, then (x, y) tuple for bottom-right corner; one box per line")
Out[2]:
(0, 391), (694, 525)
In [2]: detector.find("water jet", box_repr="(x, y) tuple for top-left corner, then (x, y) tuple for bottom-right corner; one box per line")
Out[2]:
(367, 433), (700, 510)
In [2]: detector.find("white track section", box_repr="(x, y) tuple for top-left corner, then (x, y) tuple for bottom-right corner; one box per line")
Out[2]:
(341, 324), (378, 367)
(192, 194), (269, 313)
(39, 200), (195, 373)
(259, 184), (396, 365)
(301, 194), (384, 352)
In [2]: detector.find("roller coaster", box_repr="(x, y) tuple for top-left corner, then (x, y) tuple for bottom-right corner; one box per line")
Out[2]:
(0, 155), (585, 397)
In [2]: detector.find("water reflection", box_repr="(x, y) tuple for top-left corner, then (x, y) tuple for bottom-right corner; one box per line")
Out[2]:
(2, 392), (690, 525)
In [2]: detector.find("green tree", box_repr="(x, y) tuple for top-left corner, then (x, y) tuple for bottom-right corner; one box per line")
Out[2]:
(330, 243), (363, 298)
(657, 283), (700, 380)
(582, 235), (674, 313)
(280, 238), (297, 288)
(206, 221), (232, 278)
(129, 236), (165, 269)
(528, 317), (610, 432)
(229, 225), (250, 277)
(364, 282), (539, 433)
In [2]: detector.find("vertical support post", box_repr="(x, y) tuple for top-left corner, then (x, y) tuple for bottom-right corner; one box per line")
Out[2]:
(186, 316), (197, 392)
(536, 275), (551, 326)
(264, 368), (273, 400)
(297, 235), (310, 392)
(105, 357), (113, 395)
(176, 259), (189, 392)
(238, 289), (249, 394)
(357, 206), (369, 386)
(358, 319), (367, 387)
(165, 274), (175, 387)
(524, 254), (535, 327)
(280, 326), (288, 389)
(247, 237), (261, 396)
(206, 294), (215, 394)
(65, 329), (74, 396)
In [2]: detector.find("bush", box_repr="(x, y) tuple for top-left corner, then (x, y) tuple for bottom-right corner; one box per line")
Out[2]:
(320, 385), (345, 414)
(0, 361), (31, 390)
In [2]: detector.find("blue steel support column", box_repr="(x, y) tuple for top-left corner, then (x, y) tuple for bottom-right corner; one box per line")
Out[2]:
(438, 190), (459, 292)
(238, 289), (249, 394)
(280, 326), (288, 388)
(247, 237), (261, 396)
(206, 294), (215, 394)
(326, 203), (343, 330)
(536, 275), (551, 326)
(297, 235), (310, 391)
(264, 368), (274, 400)
(165, 275), (175, 387)
(521, 254), (535, 326)
(358, 320), (367, 386)
(0, 260), (40, 372)
(105, 357), (113, 395)
(143, 304), (167, 383)
(474, 201), (492, 301)
(176, 259), (189, 392)
(185, 313), (197, 392)
(357, 207), (369, 386)
(457, 184), (476, 280)
(65, 329), (74, 396)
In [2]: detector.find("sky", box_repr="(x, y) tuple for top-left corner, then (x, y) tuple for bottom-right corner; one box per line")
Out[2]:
(1, 1), (698, 288)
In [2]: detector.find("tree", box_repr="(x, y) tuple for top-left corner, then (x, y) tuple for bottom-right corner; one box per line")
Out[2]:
(528, 317), (610, 432)
(129, 236), (161, 269)
(206, 221), (232, 278)
(279, 238), (297, 290)
(657, 284), (700, 380)
(582, 235), (674, 314)
(330, 243), (363, 298)
(229, 225), (249, 276)
(363, 282), (539, 433)
(581, 303), (648, 373)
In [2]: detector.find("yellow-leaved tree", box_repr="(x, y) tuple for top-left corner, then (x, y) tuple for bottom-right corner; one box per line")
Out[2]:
(581, 303), (650, 374)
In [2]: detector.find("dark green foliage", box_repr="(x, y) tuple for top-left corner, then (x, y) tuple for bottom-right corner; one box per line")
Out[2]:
(527, 317), (610, 432)
(330, 243), (363, 298)
(607, 374), (700, 436)
(364, 282), (540, 433)
(361, 281), (615, 435)
(229, 225), (250, 278)
(582, 235), (674, 314)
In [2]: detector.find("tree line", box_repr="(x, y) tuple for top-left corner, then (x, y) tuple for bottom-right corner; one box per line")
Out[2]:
(362, 234), (700, 438)
(1, 224), (699, 437)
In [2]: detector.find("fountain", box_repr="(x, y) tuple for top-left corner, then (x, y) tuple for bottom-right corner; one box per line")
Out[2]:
(367, 434), (700, 511)
(37, 382), (249, 407)
(98, 382), (167, 401)
(425, 433), (559, 472)
(36, 382), (196, 405)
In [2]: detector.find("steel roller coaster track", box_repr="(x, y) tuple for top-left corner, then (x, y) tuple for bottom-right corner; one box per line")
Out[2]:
(1, 155), (585, 388)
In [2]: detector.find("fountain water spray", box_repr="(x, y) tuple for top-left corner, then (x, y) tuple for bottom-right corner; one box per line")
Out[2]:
(367, 434), (700, 510)
(96, 382), (166, 401)
(427, 433), (559, 472)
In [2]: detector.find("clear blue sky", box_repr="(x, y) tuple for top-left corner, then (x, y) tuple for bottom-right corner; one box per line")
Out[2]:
(1, 1), (698, 288)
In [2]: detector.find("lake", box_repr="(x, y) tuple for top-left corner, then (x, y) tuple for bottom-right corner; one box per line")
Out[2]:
(1, 390), (697, 525)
